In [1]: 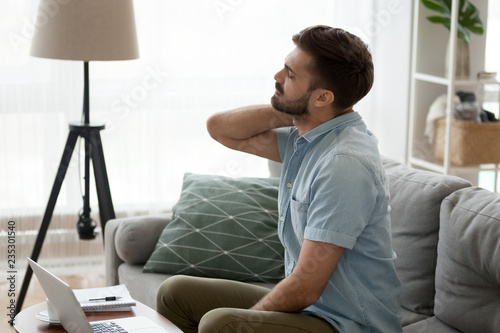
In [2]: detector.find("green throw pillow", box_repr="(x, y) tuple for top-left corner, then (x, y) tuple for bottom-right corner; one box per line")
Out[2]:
(143, 173), (284, 283)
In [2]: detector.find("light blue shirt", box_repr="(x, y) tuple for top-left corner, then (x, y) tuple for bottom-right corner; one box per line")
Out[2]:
(276, 112), (402, 333)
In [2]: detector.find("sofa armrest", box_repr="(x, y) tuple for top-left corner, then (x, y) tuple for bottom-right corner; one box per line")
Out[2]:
(105, 218), (124, 286)
(104, 214), (171, 286)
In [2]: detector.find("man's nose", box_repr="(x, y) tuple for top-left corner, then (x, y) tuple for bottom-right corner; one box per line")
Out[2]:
(274, 68), (285, 84)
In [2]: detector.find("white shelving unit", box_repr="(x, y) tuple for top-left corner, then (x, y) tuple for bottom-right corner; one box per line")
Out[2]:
(406, 0), (497, 189)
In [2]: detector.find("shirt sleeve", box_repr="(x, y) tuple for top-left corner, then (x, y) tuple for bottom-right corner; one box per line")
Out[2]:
(304, 154), (379, 250)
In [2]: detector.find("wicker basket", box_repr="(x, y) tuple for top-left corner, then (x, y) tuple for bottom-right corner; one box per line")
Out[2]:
(434, 117), (500, 166)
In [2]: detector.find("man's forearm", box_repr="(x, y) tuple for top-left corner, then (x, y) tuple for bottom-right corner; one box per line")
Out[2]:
(206, 104), (293, 161)
(250, 274), (318, 313)
(207, 104), (293, 142)
(251, 240), (344, 313)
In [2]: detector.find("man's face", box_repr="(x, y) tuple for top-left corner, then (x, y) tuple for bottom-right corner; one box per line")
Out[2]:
(271, 47), (315, 117)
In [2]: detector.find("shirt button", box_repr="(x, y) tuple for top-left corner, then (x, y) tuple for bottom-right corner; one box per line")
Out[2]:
(279, 216), (284, 221)
(287, 182), (292, 188)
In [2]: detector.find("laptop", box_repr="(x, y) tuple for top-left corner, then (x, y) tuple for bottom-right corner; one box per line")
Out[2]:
(27, 258), (171, 333)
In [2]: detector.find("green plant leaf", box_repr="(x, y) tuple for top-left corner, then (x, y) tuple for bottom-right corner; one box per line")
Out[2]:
(422, 0), (484, 41)
(427, 16), (451, 30)
(459, 1), (484, 35)
(458, 0), (467, 15)
(457, 25), (471, 42)
(422, 0), (450, 15)
(442, 0), (452, 10)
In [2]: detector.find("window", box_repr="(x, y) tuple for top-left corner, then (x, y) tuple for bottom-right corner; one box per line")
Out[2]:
(1, 1), (341, 216)
(3, 0), (373, 269)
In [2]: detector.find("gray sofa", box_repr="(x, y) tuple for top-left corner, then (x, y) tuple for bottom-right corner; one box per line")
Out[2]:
(104, 157), (500, 332)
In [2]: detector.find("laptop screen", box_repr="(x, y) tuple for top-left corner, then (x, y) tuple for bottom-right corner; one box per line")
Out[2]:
(28, 258), (94, 332)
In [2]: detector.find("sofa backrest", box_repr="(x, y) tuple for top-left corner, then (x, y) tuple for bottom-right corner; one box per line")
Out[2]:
(435, 187), (500, 333)
(382, 157), (471, 316)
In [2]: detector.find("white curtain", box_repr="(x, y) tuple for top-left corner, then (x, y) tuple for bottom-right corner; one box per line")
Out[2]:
(0, 0), (413, 266)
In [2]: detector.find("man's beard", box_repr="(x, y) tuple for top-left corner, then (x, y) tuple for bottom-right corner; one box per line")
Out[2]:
(271, 82), (312, 118)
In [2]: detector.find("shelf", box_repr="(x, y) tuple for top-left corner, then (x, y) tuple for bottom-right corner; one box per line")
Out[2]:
(407, 0), (495, 190)
(414, 72), (492, 87)
(409, 157), (445, 173)
(409, 156), (500, 174)
(414, 73), (448, 85)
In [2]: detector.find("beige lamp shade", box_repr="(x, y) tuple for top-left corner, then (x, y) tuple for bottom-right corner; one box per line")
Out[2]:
(30, 0), (139, 61)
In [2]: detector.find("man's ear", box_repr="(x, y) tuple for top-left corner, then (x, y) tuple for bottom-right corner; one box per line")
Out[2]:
(313, 89), (334, 108)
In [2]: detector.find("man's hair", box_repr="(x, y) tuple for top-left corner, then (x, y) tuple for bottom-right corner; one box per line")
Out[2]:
(292, 25), (374, 110)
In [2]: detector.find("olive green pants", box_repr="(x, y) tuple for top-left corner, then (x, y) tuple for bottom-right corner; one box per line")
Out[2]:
(156, 275), (338, 333)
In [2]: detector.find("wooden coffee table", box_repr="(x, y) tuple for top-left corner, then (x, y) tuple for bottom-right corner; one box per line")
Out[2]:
(14, 301), (182, 332)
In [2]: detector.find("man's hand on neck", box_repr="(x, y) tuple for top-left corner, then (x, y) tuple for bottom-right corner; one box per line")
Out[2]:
(206, 104), (293, 162)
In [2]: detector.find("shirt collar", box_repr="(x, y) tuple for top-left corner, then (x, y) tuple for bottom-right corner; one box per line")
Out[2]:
(299, 111), (362, 143)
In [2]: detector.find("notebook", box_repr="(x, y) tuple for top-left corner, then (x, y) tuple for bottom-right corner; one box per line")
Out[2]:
(27, 258), (174, 333)
(74, 284), (136, 312)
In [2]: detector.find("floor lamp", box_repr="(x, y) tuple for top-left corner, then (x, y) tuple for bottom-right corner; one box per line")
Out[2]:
(14, 0), (139, 318)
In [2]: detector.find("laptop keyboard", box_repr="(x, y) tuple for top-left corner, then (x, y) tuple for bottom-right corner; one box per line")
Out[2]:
(91, 321), (128, 333)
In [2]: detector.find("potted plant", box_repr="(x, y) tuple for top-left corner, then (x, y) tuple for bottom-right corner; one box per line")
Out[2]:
(421, 0), (484, 79)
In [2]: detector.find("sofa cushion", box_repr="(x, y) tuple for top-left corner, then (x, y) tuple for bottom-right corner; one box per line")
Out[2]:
(143, 173), (284, 283)
(435, 187), (500, 333)
(382, 157), (471, 317)
(114, 215), (171, 265)
(403, 316), (462, 333)
(400, 307), (430, 327)
(119, 264), (171, 310)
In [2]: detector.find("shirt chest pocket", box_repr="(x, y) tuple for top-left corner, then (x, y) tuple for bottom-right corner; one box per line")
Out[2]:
(290, 198), (309, 242)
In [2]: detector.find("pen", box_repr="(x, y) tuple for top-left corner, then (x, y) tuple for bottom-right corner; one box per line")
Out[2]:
(88, 296), (122, 302)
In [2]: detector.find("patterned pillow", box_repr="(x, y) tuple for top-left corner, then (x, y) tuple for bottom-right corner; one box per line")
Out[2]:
(143, 173), (284, 283)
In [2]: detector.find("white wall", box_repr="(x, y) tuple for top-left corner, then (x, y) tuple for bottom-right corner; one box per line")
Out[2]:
(332, 0), (413, 163)
(370, 1), (413, 162)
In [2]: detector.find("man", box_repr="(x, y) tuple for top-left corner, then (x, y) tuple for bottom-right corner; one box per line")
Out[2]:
(157, 25), (402, 333)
